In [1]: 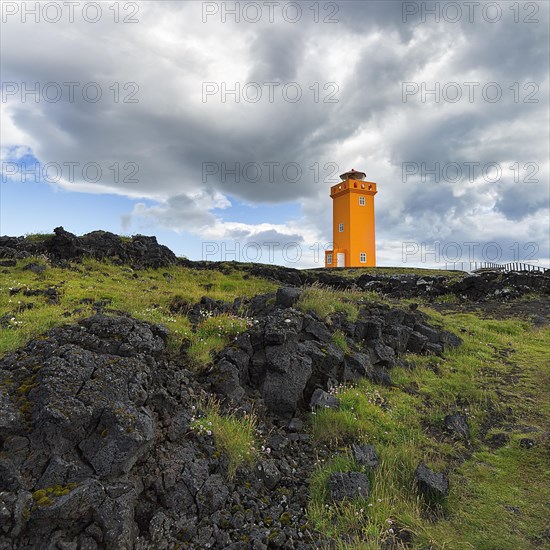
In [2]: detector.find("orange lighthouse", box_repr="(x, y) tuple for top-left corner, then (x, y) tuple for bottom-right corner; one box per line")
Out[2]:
(325, 169), (377, 268)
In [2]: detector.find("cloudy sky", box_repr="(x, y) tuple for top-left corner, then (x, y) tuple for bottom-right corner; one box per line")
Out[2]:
(1, 0), (549, 268)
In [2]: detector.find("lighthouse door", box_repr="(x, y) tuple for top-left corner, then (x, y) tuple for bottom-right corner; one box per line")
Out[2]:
(337, 253), (345, 267)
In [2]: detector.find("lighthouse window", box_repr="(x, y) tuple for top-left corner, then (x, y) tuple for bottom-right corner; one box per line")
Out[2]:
(359, 196), (365, 206)
(338, 223), (344, 232)
(326, 254), (333, 265)
(360, 252), (367, 263)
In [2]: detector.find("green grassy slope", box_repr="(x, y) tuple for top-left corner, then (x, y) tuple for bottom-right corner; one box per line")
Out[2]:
(0, 257), (276, 358)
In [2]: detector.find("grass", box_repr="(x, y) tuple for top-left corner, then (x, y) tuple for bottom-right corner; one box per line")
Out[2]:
(332, 330), (349, 353)
(0, 257), (276, 363)
(23, 232), (55, 243)
(191, 398), (259, 479)
(309, 446), (424, 545)
(186, 313), (251, 368)
(296, 285), (383, 321)
(307, 304), (550, 549)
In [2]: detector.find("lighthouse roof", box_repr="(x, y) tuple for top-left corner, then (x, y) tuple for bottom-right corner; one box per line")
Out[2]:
(340, 168), (366, 181)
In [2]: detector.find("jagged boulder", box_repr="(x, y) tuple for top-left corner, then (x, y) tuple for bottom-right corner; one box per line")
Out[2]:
(0, 305), (463, 550)
(276, 286), (302, 308)
(415, 463), (449, 501)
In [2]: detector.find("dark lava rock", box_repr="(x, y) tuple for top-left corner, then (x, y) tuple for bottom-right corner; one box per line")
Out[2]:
(209, 360), (246, 403)
(22, 262), (46, 274)
(0, 315), (168, 547)
(310, 388), (340, 410)
(260, 343), (312, 419)
(287, 418), (304, 432)
(444, 413), (470, 440)
(0, 313), (339, 549)
(407, 331), (429, 353)
(519, 438), (535, 449)
(485, 432), (509, 449)
(248, 264), (303, 286)
(257, 460), (281, 490)
(415, 463), (449, 500)
(328, 472), (370, 502)
(0, 227), (177, 269)
(343, 352), (391, 386)
(302, 318), (332, 343)
(351, 444), (379, 470)
(208, 300), (460, 420)
(276, 286), (302, 308)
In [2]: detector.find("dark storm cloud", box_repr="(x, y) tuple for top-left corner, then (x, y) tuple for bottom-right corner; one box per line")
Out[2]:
(452, 9), (550, 81)
(335, 1), (415, 39)
(494, 180), (549, 221)
(248, 28), (305, 82)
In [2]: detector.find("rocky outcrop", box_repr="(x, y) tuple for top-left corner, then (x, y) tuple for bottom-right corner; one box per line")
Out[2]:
(355, 271), (550, 301)
(351, 444), (379, 470)
(208, 292), (462, 420)
(0, 227), (177, 268)
(0, 314), (341, 549)
(0, 315), (167, 548)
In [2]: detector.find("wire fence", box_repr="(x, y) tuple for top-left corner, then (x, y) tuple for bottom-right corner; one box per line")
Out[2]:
(442, 261), (548, 273)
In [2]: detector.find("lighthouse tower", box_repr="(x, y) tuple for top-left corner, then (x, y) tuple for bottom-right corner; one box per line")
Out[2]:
(324, 169), (377, 268)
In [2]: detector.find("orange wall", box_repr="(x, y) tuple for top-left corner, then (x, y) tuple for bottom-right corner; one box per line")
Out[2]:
(330, 178), (377, 267)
